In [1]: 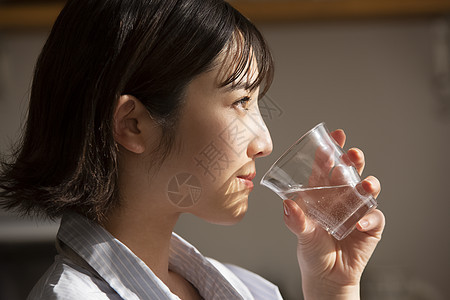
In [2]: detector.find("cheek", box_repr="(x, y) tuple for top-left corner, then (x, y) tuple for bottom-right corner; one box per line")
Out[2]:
(163, 107), (254, 214)
(188, 118), (254, 219)
(179, 111), (241, 183)
(216, 117), (258, 158)
(158, 113), (230, 205)
(189, 177), (250, 225)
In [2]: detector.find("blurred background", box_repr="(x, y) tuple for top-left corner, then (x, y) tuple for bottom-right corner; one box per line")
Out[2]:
(1, 1), (449, 299)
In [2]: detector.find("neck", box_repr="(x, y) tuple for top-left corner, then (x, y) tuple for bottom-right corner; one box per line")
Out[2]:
(103, 203), (180, 283)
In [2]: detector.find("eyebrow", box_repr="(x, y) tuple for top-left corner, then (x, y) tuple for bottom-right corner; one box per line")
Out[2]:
(223, 83), (246, 91)
(221, 81), (257, 93)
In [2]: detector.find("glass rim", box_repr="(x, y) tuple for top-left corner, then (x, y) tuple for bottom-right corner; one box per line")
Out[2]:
(260, 122), (326, 185)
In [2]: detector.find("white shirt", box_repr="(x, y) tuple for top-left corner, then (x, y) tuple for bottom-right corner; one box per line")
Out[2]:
(28, 212), (283, 299)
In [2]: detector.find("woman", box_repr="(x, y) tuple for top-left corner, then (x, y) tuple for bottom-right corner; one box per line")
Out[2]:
(0, 0), (385, 299)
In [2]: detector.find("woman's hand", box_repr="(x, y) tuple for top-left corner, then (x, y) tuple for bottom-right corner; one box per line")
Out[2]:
(282, 129), (385, 300)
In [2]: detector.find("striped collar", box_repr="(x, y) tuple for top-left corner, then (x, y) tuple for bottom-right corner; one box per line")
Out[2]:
(57, 212), (253, 300)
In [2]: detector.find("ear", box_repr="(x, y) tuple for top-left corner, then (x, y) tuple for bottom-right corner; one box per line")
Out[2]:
(113, 95), (147, 154)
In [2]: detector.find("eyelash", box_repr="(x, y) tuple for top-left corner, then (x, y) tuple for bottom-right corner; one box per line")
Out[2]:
(233, 96), (251, 111)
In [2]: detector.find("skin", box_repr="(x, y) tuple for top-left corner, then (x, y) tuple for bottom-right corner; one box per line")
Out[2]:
(105, 53), (385, 299)
(283, 131), (385, 299)
(106, 54), (272, 299)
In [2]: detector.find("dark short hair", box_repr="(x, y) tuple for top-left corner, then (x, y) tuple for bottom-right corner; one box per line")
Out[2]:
(0, 0), (274, 223)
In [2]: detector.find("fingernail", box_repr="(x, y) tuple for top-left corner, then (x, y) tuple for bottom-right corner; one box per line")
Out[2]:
(362, 180), (372, 191)
(359, 219), (369, 229)
(283, 201), (290, 216)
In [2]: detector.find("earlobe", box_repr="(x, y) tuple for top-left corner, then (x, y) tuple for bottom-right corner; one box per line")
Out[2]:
(113, 95), (146, 154)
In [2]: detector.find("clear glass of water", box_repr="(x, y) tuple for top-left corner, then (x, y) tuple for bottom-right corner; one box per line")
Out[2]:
(260, 123), (377, 240)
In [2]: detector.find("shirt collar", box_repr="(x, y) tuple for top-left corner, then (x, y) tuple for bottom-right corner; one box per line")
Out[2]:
(57, 212), (253, 300)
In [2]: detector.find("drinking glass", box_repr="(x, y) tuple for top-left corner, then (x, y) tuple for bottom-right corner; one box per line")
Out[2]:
(260, 123), (377, 240)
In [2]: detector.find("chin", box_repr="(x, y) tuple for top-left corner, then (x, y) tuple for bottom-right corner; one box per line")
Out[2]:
(198, 195), (249, 226)
(219, 205), (248, 225)
(221, 187), (250, 221)
(193, 178), (252, 225)
(209, 213), (247, 226)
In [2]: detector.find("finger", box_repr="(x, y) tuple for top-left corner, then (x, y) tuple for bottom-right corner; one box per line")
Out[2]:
(362, 176), (381, 199)
(283, 199), (308, 237)
(330, 129), (346, 148)
(347, 148), (365, 174)
(356, 209), (385, 239)
(329, 165), (353, 185)
(308, 146), (334, 187)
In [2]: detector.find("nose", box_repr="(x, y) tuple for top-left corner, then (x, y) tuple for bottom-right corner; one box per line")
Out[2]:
(247, 114), (273, 159)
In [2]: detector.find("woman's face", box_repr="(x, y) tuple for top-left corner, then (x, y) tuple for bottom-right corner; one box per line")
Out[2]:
(149, 59), (273, 225)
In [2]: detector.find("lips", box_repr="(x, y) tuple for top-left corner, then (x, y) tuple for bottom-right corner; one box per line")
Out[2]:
(237, 172), (256, 189)
(237, 173), (256, 181)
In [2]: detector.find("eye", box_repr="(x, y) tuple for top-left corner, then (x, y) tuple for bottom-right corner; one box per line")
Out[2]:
(233, 96), (251, 111)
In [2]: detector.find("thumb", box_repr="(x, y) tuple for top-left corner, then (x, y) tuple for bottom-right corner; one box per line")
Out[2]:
(283, 199), (308, 237)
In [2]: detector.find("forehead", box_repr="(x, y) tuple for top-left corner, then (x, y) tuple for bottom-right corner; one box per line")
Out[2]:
(214, 31), (260, 92)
